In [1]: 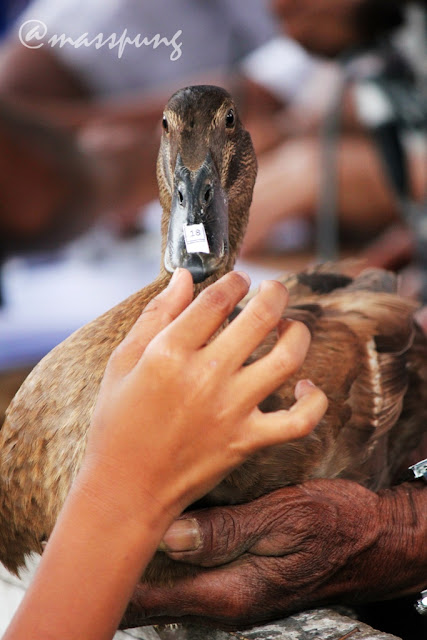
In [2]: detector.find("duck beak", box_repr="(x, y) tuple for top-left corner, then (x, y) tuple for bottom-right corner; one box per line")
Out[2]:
(164, 152), (229, 284)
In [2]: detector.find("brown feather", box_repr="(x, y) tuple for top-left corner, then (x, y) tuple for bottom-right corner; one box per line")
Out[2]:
(0, 88), (426, 584)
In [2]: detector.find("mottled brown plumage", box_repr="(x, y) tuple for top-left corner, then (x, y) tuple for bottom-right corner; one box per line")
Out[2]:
(0, 86), (426, 581)
(210, 268), (427, 506)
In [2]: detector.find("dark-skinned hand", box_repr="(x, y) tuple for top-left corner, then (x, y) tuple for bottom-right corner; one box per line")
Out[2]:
(122, 478), (427, 630)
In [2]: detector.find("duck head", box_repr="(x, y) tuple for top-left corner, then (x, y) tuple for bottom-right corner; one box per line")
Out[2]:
(157, 85), (257, 284)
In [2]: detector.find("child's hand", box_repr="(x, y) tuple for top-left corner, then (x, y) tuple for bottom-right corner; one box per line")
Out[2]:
(84, 269), (327, 518)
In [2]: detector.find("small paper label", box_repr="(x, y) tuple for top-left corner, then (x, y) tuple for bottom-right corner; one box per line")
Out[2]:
(183, 223), (210, 254)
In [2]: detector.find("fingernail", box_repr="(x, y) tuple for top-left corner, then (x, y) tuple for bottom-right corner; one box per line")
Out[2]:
(158, 518), (201, 552)
(167, 268), (184, 287)
(295, 379), (316, 399)
(259, 279), (269, 291)
(234, 271), (251, 287)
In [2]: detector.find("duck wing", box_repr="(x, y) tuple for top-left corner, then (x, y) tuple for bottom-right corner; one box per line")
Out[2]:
(208, 268), (424, 505)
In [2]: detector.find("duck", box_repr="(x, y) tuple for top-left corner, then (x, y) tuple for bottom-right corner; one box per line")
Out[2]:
(0, 85), (426, 582)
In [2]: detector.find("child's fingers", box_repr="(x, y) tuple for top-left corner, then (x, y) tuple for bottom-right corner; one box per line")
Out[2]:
(106, 269), (193, 377)
(233, 319), (311, 408)
(159, 271), (251, 350)
(247, 382), (328, 451)
(203, 280), (289, 372)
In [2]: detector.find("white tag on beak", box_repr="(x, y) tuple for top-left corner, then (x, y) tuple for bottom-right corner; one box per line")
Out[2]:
(183, 223), (210, 254)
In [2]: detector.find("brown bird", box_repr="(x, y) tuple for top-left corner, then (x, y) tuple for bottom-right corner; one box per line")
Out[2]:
(0, 86), (426, 584)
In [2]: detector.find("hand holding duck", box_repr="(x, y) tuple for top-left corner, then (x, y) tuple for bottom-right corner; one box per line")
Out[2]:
(124, 476), (427, 630)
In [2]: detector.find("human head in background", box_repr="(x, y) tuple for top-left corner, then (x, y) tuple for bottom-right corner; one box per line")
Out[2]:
(271, 0), (414, 57)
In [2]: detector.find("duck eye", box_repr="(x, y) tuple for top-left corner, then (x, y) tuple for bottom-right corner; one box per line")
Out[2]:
(162, 116), (169, 132)
(225, 109), (235, 129)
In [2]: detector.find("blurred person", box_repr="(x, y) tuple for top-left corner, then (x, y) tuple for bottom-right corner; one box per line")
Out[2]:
(241, 0), (427, 256)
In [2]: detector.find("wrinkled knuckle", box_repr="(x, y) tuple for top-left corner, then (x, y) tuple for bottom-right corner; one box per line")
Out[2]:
(297, 501), (338, 547)
(160, 307), (177, 327)
(210, 510), (240, 556)
(142, 297), (163, 316)
(283, 501), (330, 541)
(144, 335), (181, 369)
(108, 332), (144, 365)
(250, 298), (280, 331)
(251, 304), (272, 329)
(272, 345), (301, 378)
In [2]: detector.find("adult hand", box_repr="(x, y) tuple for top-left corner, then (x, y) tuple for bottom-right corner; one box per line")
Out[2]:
(122, 478), (427, 630)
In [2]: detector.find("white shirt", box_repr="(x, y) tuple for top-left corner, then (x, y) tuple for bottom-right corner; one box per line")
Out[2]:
(15, 0), (278, 96)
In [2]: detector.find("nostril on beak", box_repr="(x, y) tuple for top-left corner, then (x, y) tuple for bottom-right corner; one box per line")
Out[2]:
(178, 188), (184, 205)
(202, 184), (213, 206)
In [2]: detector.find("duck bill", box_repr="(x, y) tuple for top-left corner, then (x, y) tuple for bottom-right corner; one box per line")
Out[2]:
(164, 152), (229, 284)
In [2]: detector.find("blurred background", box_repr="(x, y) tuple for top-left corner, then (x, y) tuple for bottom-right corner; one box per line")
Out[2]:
(0, 1), (425, 636)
